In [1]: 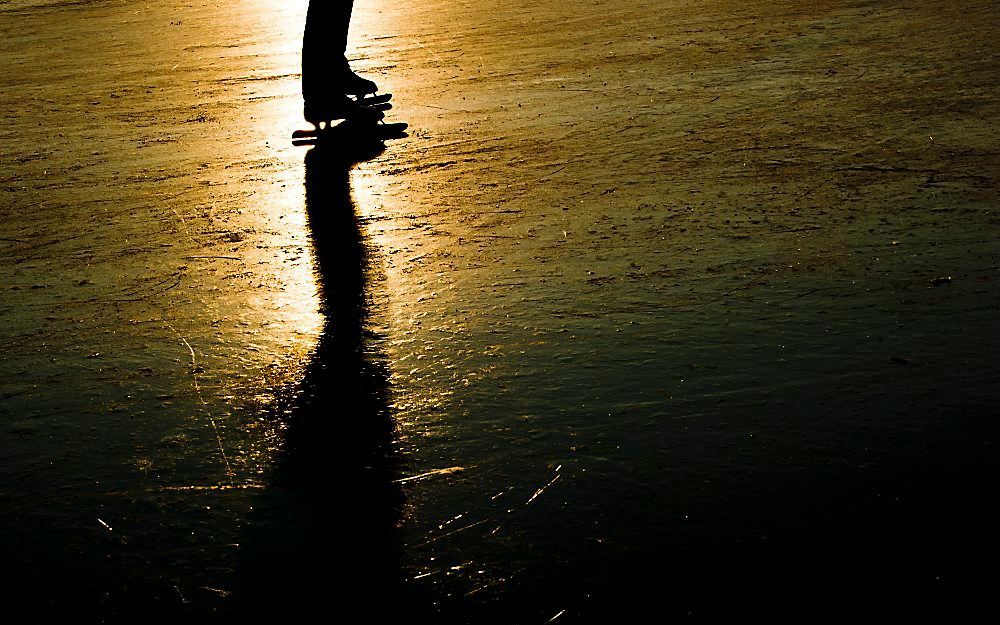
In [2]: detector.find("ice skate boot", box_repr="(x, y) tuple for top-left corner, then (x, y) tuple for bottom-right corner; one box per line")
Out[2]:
(336, 56), (378, 97)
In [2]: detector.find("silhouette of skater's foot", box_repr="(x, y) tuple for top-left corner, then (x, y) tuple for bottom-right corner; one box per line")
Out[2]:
(336, 57), (378, 96)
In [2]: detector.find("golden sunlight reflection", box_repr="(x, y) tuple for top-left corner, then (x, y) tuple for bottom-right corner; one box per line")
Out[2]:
(190, 0), (493, 470)
(118, 0), (334, 477)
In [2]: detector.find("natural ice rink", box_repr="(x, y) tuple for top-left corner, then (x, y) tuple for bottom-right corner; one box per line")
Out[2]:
(2, 0), (999, 621)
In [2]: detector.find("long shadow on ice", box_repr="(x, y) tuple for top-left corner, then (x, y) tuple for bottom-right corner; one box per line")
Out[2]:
(227, 137), (408, 621)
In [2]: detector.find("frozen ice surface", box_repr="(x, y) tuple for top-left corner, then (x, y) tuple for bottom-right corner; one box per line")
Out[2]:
(2, 0), (999, 621)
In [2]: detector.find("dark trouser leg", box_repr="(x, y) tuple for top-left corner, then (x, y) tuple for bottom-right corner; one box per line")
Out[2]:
(302, 1), (355, 103)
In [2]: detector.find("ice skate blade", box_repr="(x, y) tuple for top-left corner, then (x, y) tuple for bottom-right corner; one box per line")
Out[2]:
(353, 93), (392, 106)
(291, 120), (409, 146)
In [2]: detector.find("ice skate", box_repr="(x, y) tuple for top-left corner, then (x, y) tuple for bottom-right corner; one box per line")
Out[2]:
(294, 92), (406, 146)
(301, 93), (384, 127)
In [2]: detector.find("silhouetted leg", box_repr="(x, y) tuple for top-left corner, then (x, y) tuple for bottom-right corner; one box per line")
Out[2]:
(303, 0), (378, 120)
